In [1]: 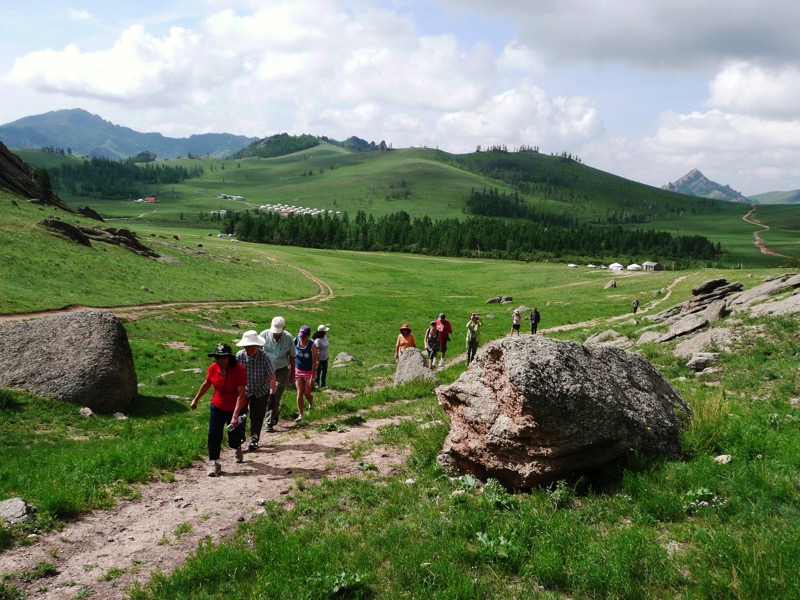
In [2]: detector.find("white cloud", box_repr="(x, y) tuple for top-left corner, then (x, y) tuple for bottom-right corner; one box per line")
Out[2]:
(707, 61), (800, 120)
(7, 25), (207, 106)
(437, 81), (602, 152)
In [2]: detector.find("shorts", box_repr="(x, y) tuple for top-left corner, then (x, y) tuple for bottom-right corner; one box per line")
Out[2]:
(512, 323), (520, 331)
(439, 339), (449, 354)
(295, 368), (314, 382)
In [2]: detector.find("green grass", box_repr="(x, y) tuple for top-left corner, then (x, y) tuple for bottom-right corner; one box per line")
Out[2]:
(3, 156), (800, 596)
(18, 144), (797, 268)
(128, 320), (800, 599)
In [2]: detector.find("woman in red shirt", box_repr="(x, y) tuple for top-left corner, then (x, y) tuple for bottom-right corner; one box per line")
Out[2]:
(190, 343), (248, 477)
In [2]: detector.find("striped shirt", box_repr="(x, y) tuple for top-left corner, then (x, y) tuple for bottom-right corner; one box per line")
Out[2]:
(235, 348), (276, 398)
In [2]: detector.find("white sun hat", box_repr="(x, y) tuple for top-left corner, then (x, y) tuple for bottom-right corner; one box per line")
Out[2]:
(317, 324), (329, 332)
(269, 316), (286, 334)
(236, 330), (266, 346)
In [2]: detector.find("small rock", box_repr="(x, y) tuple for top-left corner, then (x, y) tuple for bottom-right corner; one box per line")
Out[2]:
(714, 455), (732, 464)
(80, 407), (94, 417)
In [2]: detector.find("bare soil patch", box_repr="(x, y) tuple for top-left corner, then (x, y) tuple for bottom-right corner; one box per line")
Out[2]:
(0, 417), (410, 599)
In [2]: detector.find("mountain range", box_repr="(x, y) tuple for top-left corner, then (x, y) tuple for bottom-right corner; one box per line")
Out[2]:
(0, 109), (257, 160)
(2, 109), (799, 202)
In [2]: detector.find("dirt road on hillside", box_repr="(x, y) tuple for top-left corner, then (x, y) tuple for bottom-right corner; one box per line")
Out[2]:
(742, 205), (790, 258)
(0, 265), (334, 325)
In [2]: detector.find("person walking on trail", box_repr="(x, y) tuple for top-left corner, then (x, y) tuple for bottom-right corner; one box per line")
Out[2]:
(435, 313), (453, 368)
(294, 325), (318, 422)
(312, 325), (330, 388)
(510, 309), (521, 336)
(190, 343), (248, 477)
(258, 316), (296, 432)
(466, 313), (482, 364)
(395, 324), (416, 361)
(530, 307), (541, 334)
(632, 298), (640, 314)
(425, 321), (440, 369)
(235, 330), (277, 452)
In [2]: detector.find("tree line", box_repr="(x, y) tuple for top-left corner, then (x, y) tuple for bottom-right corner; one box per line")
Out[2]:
(464, 187), (575, 227)
(46, 158), (204, 199)
(222, 209), (720, 264)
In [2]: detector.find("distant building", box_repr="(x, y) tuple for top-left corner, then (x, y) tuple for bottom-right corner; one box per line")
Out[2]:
(643, 261), (663, 271)
(144, 196), (158, 203)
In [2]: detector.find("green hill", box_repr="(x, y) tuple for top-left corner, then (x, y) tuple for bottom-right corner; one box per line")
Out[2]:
(12, 142), (797, 267)
(749, 189), (800, 204)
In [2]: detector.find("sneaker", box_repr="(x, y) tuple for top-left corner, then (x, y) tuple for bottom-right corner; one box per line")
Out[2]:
(265, 424), (275, 433)
(208, 460), (221, 477)
(294, 414), (302, 422)
(235, 446), (244, 463)
(248, 439), (259, 451)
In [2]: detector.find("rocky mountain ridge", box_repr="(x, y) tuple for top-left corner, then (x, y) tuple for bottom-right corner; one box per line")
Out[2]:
(662, 168), (749, 203)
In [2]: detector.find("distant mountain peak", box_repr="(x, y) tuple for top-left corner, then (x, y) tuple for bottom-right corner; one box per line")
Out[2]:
(662, 169), (748, 203)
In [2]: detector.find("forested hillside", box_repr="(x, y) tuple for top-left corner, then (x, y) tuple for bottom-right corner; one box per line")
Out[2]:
(223, 209), (719, 265)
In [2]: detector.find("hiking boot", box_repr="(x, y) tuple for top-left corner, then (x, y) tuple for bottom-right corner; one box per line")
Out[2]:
(265, 424), (275, 433)
(208, 460), (221, 477)
(248, 439), (259, 451)
(235, 446), (244, 463)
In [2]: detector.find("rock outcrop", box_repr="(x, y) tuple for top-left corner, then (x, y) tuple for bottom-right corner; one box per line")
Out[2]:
(38, 216), (159, 258)
(0, 141), (73, 211)
(394, 348), (437, 386)
(0, 310), (138, 412)
(437, 336), (692, 488)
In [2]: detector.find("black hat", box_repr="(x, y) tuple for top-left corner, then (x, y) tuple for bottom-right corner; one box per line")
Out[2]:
(208, 343), (234, 358)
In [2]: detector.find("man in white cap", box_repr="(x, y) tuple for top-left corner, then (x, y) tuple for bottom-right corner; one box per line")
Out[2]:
(235, 330), (277, 450)
(258, 316), (296, 432)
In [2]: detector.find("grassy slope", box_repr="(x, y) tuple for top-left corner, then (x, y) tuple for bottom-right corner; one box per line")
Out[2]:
(19, 145), (796, 268)
(2, 179), (800, 596)
(0, 191), (311, 313)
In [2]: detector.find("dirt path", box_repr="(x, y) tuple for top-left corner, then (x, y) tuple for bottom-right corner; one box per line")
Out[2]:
(0, 261), (334, 325)
(543, 274), (688, 333)
(0, 273), (688, 597)
(742, 205), (790, 258)
(0, 417), (409, 599)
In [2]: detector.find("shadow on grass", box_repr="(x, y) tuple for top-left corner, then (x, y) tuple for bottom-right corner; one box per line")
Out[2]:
(126, 394), (191, 419)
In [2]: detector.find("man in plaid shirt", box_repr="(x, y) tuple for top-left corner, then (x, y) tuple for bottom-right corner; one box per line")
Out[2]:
(236, 330), (277, 451)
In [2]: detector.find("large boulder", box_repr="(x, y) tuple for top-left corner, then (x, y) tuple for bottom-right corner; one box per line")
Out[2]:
(394, 348), (437, 386)
(436, 336), (691, 488)
(0, 310), (138, 412)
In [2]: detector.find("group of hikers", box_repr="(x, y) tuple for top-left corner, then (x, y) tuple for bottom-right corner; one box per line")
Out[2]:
(394, 307), (543, 369)
(190, 316), (330, 477)
(193, 304), (551, 476)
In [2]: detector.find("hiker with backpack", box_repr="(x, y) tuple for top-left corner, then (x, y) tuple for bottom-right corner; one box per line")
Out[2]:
(425, 321), (440, 369)
(294, 325), (318, 422)
(435, 313), (453, 368)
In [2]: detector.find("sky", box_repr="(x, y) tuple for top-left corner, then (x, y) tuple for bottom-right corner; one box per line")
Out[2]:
(2, 0), (800, 195)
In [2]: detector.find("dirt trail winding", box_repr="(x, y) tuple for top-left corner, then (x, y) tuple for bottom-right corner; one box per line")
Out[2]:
(0, 418), (408, 599)
(0, 274), (688, 598)
(742, 205), (789, 258)
(0, 265), (334, 325)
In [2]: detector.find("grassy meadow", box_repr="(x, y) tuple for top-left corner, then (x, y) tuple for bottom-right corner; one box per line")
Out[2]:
(2, 150), (800, 597)
(19, 145), (796, 269)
